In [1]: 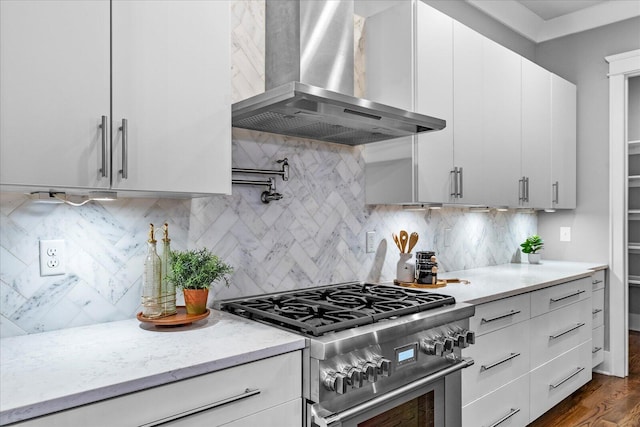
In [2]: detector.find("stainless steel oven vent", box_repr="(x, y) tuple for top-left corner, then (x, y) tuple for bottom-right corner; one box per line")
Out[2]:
(231, 0), (445, 145)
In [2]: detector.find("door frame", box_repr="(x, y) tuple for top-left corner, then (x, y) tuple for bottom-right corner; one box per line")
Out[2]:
(606, 49), (640, 377)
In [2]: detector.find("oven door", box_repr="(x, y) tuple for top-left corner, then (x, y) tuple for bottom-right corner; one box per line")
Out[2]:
(310, 358), (472, 427)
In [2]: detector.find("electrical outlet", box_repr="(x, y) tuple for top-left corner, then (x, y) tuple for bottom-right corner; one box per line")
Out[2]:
(560, 227), (571, 242)
(40, 239), (65, 276)
(366, 231), (376, 253)
(444, 228), (452, 247)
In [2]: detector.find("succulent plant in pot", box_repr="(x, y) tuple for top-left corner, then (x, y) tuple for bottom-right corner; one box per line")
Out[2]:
(167, 248), (233, 315)
(520, 234), (544, 264)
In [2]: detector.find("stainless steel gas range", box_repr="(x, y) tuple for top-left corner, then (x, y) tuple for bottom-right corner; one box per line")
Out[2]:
(217, 282), (475, 427)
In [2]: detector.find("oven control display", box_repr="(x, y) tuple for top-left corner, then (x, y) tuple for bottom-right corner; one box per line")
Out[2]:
(395, 342), (418, 368)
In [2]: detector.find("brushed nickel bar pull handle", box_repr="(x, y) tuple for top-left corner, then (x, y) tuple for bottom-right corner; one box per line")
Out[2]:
(552, 181), (559, 204)
(485, 408), (521, 427)
(99, 116), (108, 177)
(592, 346), (603, 354)
(593, 308), (603, 315)
(481, 310), (521, 324)
(458, 167), (463, 198)
(519, 177), (525, 202)
(140, 388), (260, 426)
(525, 177), (530, 202)
(119, 118), (128, 179)
(549, 366), (585, 389)
(450, 167), (458, 198)
(592, 279), (603, 285)
(481, 352), (520, 371)
(550, 289), (585, 303)
(549, 322), (585, 340)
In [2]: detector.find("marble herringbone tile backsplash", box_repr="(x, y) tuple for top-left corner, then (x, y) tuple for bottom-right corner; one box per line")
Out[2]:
(0, 1), (536, 337)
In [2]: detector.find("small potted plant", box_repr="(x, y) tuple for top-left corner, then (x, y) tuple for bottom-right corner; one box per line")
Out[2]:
(167, 248), (233, 315)
(520, 234), (544, 264)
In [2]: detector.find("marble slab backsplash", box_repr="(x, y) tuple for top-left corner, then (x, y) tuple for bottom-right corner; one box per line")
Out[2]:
(0, 1), (536, 337)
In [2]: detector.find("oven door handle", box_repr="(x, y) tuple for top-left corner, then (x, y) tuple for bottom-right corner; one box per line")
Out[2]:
(311, 358), (474, 427)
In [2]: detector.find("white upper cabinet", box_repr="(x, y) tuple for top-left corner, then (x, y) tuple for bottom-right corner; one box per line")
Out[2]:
(111, 1), (231, 194)
(521, 58), (552, 208)
(550, 74), (577, 209)
(0, 0), (231, 196)
(0, 0), (111, 190)
(481, 37), (522, 208)
(452, 21), (485, 206)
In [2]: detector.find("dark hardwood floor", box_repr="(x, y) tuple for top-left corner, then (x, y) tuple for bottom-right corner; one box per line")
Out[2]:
(528, 331), (640, 427)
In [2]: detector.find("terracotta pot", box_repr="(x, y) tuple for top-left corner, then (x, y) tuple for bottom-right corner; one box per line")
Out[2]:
(183, 288), (209, 315)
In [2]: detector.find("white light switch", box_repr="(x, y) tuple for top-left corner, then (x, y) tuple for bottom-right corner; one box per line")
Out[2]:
(366, 231), (376, 253)
(560, 227), (571, 242)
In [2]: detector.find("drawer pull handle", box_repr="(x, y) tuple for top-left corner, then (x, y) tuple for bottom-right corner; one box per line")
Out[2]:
(485, 408), (521, 427)
(549, 366), (585, 389)
(593, 346), (603, 354)
(549, 322), (586, 340)
(481, 310), (521, 324)
(99, 115), (108, 177)
(481, 352), (521, 371)
(593, 308), (603, 315)
(140, 388), (261, 426)
(592, 279), (603, 285)
(550, 289), (586, 303)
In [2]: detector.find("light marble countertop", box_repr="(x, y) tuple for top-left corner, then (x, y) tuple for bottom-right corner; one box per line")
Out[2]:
(0, 310), (306, 425)
(432, 260), (607, 305)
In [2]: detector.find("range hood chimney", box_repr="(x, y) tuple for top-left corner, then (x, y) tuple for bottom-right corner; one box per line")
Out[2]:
(231, 0), (445, 146)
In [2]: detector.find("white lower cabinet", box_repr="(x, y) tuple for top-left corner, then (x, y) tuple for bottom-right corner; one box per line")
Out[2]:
(463, 374), (530, 427)
(463, 272), (601, 426)
(529, 340), (592, 422)
(11, 351), (301, 427)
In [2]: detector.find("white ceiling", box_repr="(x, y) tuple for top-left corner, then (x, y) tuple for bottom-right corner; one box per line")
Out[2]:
(468, 0), (640, 42)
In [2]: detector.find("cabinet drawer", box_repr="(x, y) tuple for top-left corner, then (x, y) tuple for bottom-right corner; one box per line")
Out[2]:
(462, 321), (530, 405)
(529, 340), (591, 423)
(470, 293), (530, 337)
(220, 398), (301, 427)
(531, 277), (591, 318)
(462, 374), (529, 427)
(592, 288), (604, 328)
(592, 325), (604, 368)
(530, 298), (592, 367)
(12, 352), (302, 427)
(591, 270), (605, 292)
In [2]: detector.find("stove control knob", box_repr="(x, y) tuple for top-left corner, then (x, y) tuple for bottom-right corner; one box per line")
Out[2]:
(452, 332), (467, 348)
(343, 366), (363, 389)
(323, 371), (347, 394)
(373, 357), (392, 377)
(465, 330), (476, 345)
(421, 338), (444, 356)
(442, 337), (455, 353)
(358, 361), (378, 383)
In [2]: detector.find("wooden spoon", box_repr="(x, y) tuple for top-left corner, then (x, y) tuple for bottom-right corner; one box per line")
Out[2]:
(399, 230), (409, 253)
(392, 233), (402, 252)
(407, 232), (419, 253)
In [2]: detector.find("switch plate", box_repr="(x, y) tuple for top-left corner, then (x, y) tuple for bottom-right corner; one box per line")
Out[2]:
(39, 239), (65, 276)
(560, 227), (571, 242)
(366, 231), (376, 253)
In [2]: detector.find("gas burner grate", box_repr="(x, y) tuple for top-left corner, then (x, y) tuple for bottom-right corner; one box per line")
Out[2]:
(218, 282), (456, 336)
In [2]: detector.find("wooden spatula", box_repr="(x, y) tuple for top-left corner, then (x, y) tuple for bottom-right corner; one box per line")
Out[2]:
(407, 232), (419, 253)
(399, 230), (408, 253)
(392, 233), (402, 253)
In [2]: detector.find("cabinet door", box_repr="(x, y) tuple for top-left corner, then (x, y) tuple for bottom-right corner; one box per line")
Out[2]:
(482, 38), (522, 208)
(452, 22), (484, 205)
(111, 0), (231, 195)
(415, 3), (454, 204)
(521, 58), (552, 209)
(550, 74), (577, 209)
(0, 0), (110, 190)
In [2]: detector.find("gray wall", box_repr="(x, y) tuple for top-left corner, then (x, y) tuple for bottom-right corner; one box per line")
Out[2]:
(536, 17), (640, 262)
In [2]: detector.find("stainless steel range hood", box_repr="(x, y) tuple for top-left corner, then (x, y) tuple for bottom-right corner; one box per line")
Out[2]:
(231, 0), (445, 146)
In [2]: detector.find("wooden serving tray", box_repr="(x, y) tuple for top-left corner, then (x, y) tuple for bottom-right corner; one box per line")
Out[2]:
(137, 306), (210, 326)
(394, 278), (470, 289)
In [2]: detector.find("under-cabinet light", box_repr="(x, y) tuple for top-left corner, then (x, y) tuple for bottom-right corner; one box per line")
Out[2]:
(29, 191), (117, 206)
(469, 207), (490, 213)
